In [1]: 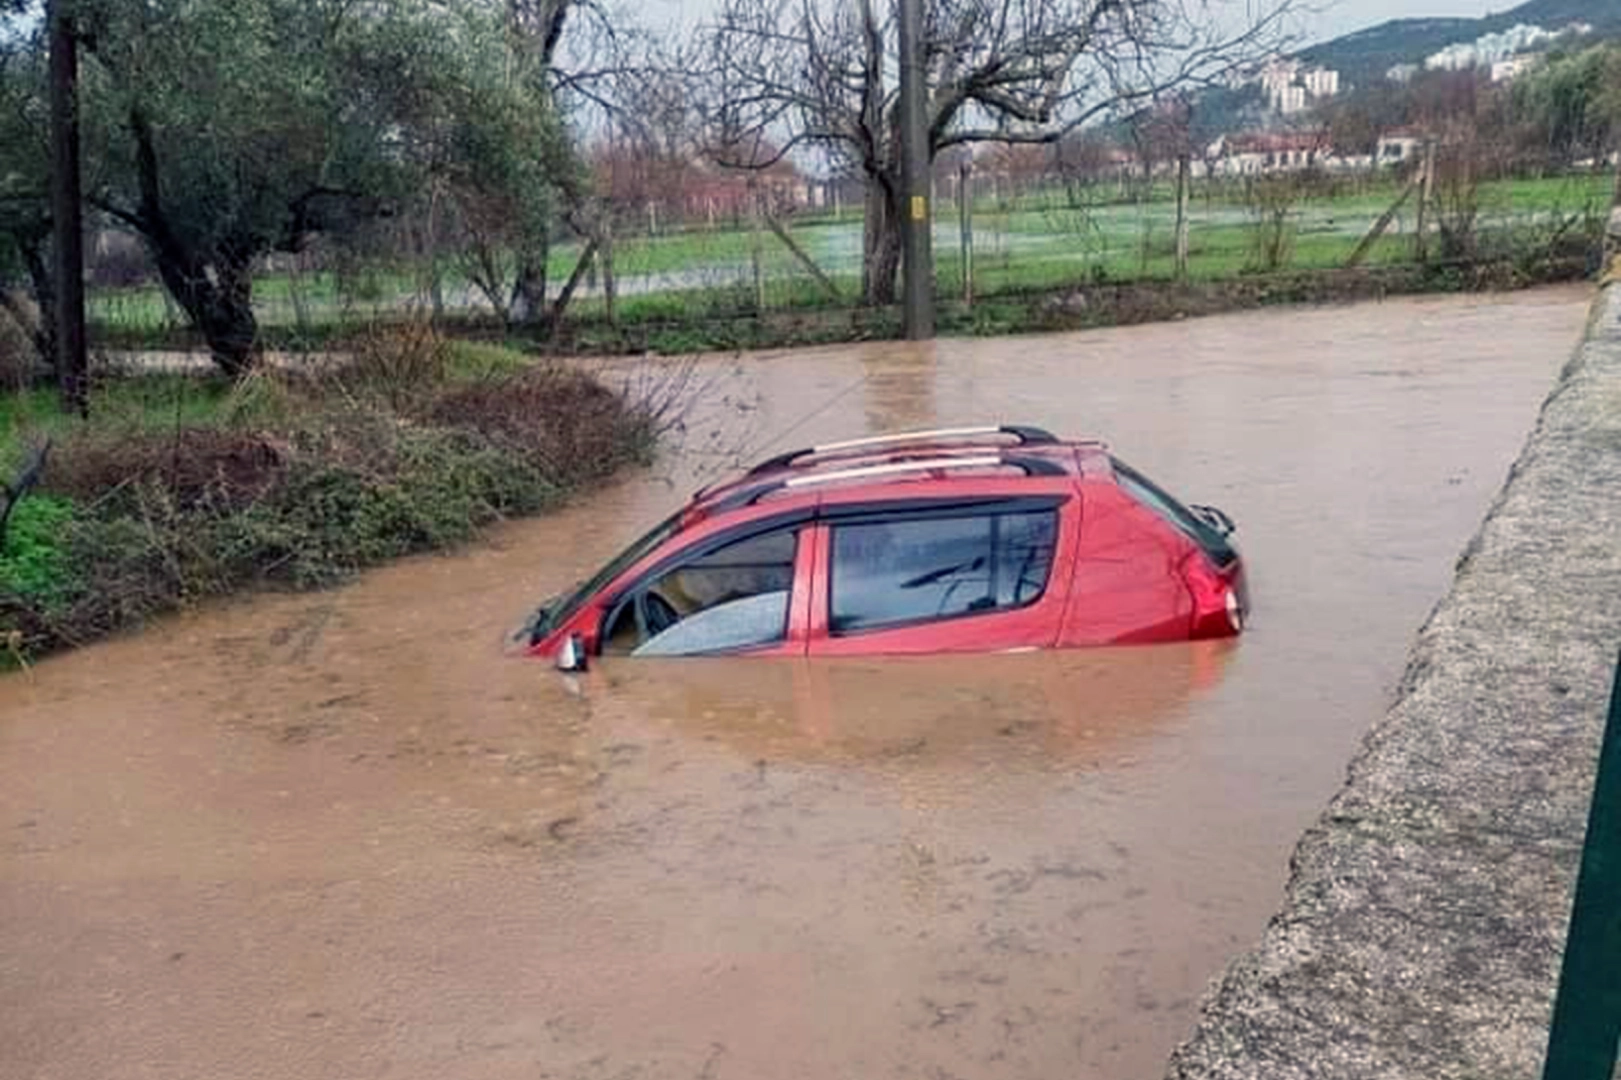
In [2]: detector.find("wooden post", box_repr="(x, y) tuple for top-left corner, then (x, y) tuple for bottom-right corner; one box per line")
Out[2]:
(601, 218), (616, 325)
(1415, 140), (1436, 263)
(1138, 167), (1152, 276)
(750, 182), (766, 312)
(548, 236), (599, 334)
(763, 212), (840, 300)
(1174, 153), (1191, 280)
(1346, 174), (1421, 268)
(959, 161), (974, 305)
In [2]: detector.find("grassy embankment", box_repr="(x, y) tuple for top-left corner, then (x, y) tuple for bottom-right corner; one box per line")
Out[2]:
(85, 172), (1616, 356)
(0, 332), (663, 666)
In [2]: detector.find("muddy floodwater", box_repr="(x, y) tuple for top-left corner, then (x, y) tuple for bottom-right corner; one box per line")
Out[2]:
(0, 287), (1593, 1080)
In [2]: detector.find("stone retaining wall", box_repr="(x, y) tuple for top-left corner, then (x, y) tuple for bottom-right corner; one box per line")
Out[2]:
(1166, 281), (1621, 1080)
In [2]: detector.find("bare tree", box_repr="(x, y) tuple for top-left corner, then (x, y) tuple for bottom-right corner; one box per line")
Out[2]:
(699, 0), (1296, 304)
(1243, 172), (1300, 272)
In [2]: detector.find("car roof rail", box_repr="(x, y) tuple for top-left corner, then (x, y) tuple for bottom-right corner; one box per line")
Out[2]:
(747, 424), (1059, 475)
(714, 453), (1066, 511)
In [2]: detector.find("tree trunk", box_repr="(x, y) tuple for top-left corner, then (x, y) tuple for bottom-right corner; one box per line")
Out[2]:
(862, 179), (902, 305)
(17, 231), (58, 370)
(152, 249), (258, 378)
(510, 243), (548, 327)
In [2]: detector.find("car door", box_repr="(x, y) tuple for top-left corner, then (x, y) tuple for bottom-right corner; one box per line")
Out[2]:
(806, 496), (1077, 656)
(596, 514), (816, 658)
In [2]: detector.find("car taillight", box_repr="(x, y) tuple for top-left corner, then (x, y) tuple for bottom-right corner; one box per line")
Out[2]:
(1184, 553), (1243, 639)
(1225, 587), (1244, 632)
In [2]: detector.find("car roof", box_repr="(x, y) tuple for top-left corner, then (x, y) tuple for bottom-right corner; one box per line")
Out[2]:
(682, 426), (1111, 525)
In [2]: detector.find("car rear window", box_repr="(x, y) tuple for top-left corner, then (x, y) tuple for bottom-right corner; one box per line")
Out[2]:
(1110, 458), (1236, 567)
(830, 509), (1058, 633)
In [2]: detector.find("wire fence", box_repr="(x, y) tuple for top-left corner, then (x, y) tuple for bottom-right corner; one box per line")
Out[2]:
(84, 168), (1618, 343)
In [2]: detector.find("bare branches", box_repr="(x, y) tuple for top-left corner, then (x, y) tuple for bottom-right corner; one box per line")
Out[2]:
(687, 0), (1295, 302)
(698, 0), (1296, 172)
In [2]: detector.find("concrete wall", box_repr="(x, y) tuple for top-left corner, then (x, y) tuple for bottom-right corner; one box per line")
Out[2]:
(1166, 279), (1621, 1080)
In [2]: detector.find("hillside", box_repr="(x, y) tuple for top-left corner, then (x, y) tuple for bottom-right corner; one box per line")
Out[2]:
(1297, 0), (1621, 87)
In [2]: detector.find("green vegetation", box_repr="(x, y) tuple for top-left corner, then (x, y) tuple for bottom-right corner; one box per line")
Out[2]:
(77, 170), (1613, 356)
(0, 335), (663, 664)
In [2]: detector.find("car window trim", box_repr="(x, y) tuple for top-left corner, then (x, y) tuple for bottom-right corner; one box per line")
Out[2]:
(598, 508), (816, 654)
(825, 503), (1064, 638)
(818, 493), (1068, 524)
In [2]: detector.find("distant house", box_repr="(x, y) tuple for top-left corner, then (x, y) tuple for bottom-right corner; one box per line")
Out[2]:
(1204, 131), (1340, 176)
(590, 146), (810, 226)
(1375, 127), (1426, 165)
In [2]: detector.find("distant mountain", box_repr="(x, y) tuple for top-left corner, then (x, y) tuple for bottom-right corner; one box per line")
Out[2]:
(1297, 0), (1621, 87)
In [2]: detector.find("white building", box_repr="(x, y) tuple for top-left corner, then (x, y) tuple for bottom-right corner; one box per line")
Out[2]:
(1303, 68), (1340, 98)
(1491, 55), (1538, 82)
(1423, 22), (1591, 74)
(1426, 43), (1478, 71)
(1260, 59), (1300, 99)
(1259, 63), (1338, 115)
(1376, 129), (1425, 165)
(1205, 131), (1351, 176)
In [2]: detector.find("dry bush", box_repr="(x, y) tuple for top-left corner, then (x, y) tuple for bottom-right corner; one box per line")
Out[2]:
(323, 319), (449, 412)
(44, 427), (289, 511)
(1243, 174), (1302, 272)
(427, 364), (656, 478)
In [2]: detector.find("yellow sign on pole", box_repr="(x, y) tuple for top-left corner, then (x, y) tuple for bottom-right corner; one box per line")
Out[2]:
(910, 195), (927, 221)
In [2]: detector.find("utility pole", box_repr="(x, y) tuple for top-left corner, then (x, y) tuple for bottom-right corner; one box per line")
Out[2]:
(897, 0), (933, 339)
(49, 0), (88, 418)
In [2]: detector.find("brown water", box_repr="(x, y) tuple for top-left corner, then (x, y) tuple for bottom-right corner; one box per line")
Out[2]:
(0, 287), (1592, 1080)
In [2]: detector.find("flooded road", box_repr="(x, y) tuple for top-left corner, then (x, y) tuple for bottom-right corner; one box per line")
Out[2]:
(0, 287), (1594, 1080)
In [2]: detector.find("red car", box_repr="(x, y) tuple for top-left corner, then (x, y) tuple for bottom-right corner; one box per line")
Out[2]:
(524, 426), (1246, 668)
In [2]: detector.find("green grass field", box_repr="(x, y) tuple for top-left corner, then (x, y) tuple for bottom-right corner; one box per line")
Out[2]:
(82, 171), (1614, 340)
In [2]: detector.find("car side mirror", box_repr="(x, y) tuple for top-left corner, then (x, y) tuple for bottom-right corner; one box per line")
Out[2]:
(556, 632), (588, 673)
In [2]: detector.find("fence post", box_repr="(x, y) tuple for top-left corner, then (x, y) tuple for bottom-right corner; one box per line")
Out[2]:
(1540, 651), (1621, 1080)
(1175, 153), (1191, 280)
(750, 179), (766, 313)
(1415, 140), (1436, 263)
(601, 217), (616, 325)
(959, 161), (973, 305)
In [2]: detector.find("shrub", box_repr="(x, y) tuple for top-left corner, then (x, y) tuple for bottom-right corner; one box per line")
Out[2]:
(0, 495), (74, 600)
(1, 354), (667, 662)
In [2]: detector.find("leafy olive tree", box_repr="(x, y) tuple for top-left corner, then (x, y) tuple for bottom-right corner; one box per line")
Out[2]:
(0, 0), (578, 375)
(66, 0), (552, 374)
(0, 33), (53, 373)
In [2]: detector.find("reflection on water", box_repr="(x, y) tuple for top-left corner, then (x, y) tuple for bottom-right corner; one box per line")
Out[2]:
(0, 286), (1592, 1080)
(612, 643), (1234, 774)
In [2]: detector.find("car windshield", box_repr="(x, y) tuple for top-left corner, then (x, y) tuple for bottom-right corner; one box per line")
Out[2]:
(528, 510), (684, 640)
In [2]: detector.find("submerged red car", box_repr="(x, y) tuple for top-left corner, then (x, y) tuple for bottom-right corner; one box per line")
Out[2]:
(524, 426), (1246, 668)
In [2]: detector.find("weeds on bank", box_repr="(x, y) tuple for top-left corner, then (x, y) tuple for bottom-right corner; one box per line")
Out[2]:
(0, 327), (669, 663)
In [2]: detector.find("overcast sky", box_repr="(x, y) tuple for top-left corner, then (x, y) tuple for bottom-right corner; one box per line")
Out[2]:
(640, 0), (1511, 47)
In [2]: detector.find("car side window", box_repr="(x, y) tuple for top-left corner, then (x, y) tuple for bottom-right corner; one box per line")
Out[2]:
(602, 527), (799, 656)
(829, 510), (1058, 634)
